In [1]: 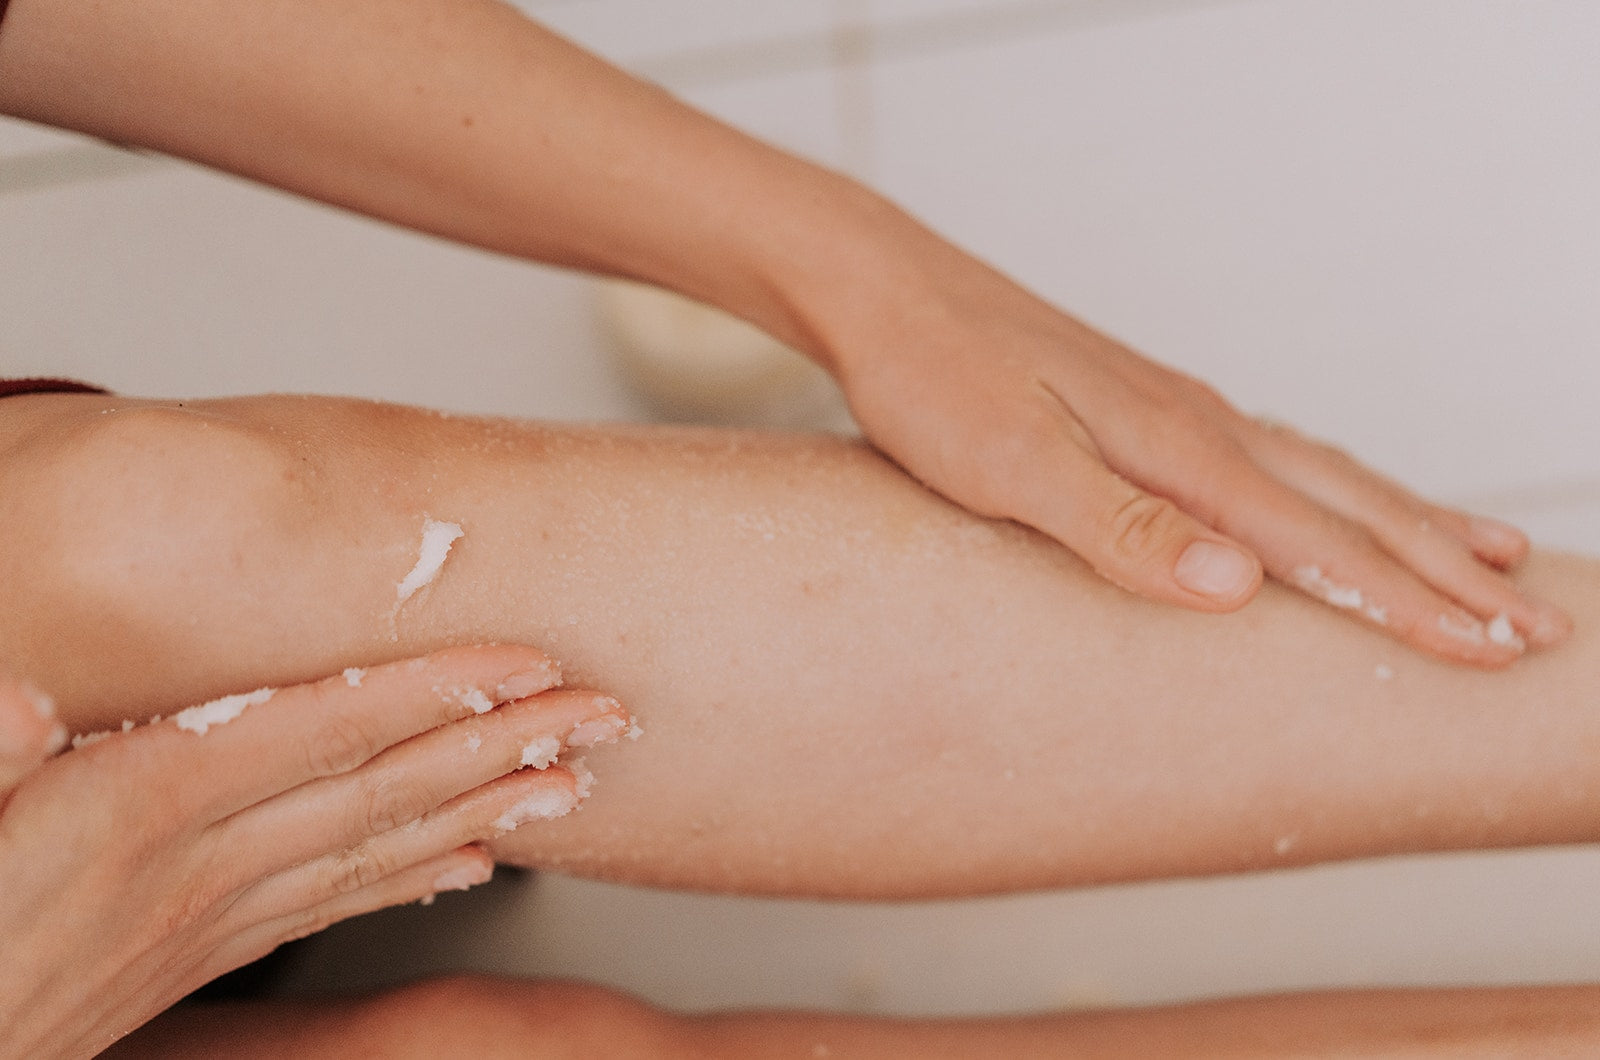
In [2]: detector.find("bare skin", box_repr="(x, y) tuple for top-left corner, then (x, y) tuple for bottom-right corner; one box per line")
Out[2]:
(0, 649), (632, 1060)
(114, 978), (1600, 1059)
(0, 0), (1569, 655)
(1, 392), (1596, 902)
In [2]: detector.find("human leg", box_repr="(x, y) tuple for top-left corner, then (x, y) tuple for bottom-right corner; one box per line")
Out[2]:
(2, 392), (1597, 898)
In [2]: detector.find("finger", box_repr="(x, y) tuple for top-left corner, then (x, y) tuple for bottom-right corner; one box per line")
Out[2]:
(1199, 475), (1529, 667)
(1242, 426), (1568, 646)
(209, 846), (495, 981)
(0, 681), (68, 795)
(242, 766), (585, 925)
(220, 689), (627, 880)
(1001, 418), (1262, 609)
(1249, 420), (1533, 570)
(162, 645), (562, 821)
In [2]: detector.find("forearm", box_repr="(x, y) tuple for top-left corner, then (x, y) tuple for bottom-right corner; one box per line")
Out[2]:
(117, 979), (1600, 1059)
(0, 0), (896, 358)
(3, 393), (1598, 898)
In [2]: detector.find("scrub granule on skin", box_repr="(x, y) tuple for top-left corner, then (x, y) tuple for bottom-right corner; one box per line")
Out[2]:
(343, 667), (366, 688)
(175, 687), (277, 735)
(520, 736), (562, 769)
(396, 518), (465, 604)
(492, 788), (580, 833)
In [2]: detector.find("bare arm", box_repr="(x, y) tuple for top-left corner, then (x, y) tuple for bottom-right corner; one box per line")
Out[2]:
(1, 392), (1596, 900)
(0, 0), (1563, 657)
(116, 978), (1600, 1059)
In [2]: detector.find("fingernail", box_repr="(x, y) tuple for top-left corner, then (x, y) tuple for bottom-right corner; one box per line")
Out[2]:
(1469, 516), (1527, 554)
(432, 861), (493, 895)
(1174, 542), (1256, 601)
(496, 659), (562, 701)
(22, 684), (56, 723)
(567, 703), (628, 748)
(1526, 602), (1573, 648)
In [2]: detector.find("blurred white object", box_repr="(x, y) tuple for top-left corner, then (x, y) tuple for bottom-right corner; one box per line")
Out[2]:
(596, 278), (852, 430)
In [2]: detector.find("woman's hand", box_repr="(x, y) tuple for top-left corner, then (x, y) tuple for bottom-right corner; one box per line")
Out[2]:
(0, 645), (633, 1060)
(820, 218), (1571, 667)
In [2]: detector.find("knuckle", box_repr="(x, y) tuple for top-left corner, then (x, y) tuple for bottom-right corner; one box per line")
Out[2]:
(1102, 493), (1184, 566)
(358, 775), (433, 836)
(328, 844), (394, 896)
(305, 710), (385, 778)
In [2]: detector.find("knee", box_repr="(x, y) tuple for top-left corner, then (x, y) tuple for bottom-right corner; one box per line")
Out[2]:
(8, 402), (309, 598)
(0, 401), (318, 695)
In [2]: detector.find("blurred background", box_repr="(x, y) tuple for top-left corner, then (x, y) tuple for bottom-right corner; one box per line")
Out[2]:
(4, 0), (1599, 1017)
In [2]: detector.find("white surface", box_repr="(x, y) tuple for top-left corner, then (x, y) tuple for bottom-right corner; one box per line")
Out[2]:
(0, 115), (90, 159)
(2, 0), (1597, 1019)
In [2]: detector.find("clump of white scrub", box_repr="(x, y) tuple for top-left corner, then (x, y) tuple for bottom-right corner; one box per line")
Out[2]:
(1292, 565), (1388, 625)
(1486, 612), (1523, 650)
(457, 687), (495, 715)
(492, 788), (580, 833)
(343, 667), (366, 688)
(1374, 663), (1395, 682)
(396, 518), (465, 605)
(175, 687), (276, 735)
(519, 736), (562, 770)
(464, 733), (483, 753)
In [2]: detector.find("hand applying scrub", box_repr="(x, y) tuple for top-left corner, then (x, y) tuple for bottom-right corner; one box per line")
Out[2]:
(0, 0), (1569, 666)
(799, 202), (1573, 666)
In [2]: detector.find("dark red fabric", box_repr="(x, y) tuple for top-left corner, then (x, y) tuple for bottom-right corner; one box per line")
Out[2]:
(0, 378), (111, 399)
(0, 1), (10, 29)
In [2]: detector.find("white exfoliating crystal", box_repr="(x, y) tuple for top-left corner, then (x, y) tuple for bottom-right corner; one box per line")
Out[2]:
(569, 756), (596, 799)
(460, 688), (494, 715)
(520, 736), (562, 769)
(1375, 663), (1395, 681)
(396, 518), (465, 604)
(1486, 612), (1521, 649)
(465, 733), (482, 753)
(175, 687), (276, 735)
(1291, 565), (1384, 624)
(343, 667), (366, 688)
(492, 788), (579, 833)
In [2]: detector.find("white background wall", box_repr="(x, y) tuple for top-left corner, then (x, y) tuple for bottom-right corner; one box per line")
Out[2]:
(4, 0), (1599, 1016)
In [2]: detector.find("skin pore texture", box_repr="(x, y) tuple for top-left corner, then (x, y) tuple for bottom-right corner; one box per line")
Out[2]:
(1, 391), (1596, 903)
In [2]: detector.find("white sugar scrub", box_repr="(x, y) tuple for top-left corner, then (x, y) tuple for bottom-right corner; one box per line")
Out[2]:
(431, 863), (491, 895)
(492, 787), (580, 833)
(175, 687), (276, 735)
(1486, 612), (1523, 650)
(71, 729), (115, 750)
(1273, 834), (1298, 856)
(625, 719), (643, 741)
(1375, 663), (1396, 682)
(458, 687), (495, 715)
(568, 711), (629, 747)
(569, 757), (596, 798)
(395, 517), (465, 605)
(1291, 565), (1388, 626)
(343, 667), (366, 688)
(464, 733), (482, 753)
(520, 736), (562, 769)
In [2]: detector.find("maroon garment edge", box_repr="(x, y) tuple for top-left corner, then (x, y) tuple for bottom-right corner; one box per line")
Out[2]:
(0, 378), (111, 399)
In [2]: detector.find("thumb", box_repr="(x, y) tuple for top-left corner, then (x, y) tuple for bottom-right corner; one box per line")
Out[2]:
(1031, 446), (1263, 611)
(0, 681), (68, 795)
